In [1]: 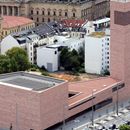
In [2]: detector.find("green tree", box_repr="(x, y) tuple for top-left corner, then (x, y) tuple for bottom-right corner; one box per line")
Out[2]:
(119, 124), (130, 130)
(78, 46), (85, 65)
(0, 55), (11, 74)
(6, 47), (30, 71)
(60, 48), (81, 72)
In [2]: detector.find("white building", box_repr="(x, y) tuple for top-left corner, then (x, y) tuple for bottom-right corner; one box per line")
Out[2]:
(82, 21), (95, 35)
(0, 35), (26, 54)
(37, 44), (62, 72)
(85, 29), (110, 74)
(93, 17), (110, 30)
(36, 36), (85, 72)
(0, 31), (55, 64)
(54, 37), (84, 51)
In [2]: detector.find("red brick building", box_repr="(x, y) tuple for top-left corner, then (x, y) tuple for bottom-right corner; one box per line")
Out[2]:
(0, 0), (130, 130)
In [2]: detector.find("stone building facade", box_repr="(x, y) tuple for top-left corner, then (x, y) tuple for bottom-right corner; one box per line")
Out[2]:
(0, 0), (110, 25)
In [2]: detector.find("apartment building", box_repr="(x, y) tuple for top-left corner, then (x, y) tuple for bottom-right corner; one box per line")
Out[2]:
(85, 29), (110, 74)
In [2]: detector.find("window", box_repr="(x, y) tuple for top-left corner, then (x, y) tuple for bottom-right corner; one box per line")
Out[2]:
(112, 83), (125, 92)
(53, 11), (56, 16)
(59, 12), (61, 16)
(42, 11), (44, 15)
(37, 18), (39, 22)
(36, 11), (39, 15)
(55, 51), (57, 54)
(42, 18), (44, 22)
(73, 13), (75, 17)
(48, 11), (50, 16)
(65, 12), (68, 17)
(31, 10), (33, 15)
(48, 18), (50, 22)
(95, 98), (112, 110)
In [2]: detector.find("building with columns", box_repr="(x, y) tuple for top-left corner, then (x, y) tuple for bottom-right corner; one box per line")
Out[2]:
(0, 0), (110, 25)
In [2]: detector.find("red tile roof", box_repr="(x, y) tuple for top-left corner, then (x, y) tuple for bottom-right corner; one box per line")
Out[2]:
(68, 77), (120, 106)
(2, 16), (34, 29)
(61, 19), (86, 28)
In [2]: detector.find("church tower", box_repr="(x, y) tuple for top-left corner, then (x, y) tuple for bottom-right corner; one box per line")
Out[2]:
(110, 0), (130, 88)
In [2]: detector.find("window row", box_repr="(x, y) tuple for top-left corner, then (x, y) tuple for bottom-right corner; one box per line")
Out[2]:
(30, 10), (76, 17)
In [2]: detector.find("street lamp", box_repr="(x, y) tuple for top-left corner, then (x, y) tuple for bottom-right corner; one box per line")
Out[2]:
(116, 84), (119, 116)
(91, 89), (96, 127)
(62, 104), (68, 130)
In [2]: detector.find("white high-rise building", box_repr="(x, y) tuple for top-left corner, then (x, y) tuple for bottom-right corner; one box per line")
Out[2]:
(85, 29), (110, 75)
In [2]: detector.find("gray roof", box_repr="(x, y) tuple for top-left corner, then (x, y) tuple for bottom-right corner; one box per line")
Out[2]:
(0, 72), (64, 91)
(32, 21), (63, 37)
(32, 23), (56, 37)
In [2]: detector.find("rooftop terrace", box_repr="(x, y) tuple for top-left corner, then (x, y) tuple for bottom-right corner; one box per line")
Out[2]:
(0, 72), (64, 91)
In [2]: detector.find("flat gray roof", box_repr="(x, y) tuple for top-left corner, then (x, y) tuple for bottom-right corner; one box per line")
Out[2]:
(0, 72), (64, 91)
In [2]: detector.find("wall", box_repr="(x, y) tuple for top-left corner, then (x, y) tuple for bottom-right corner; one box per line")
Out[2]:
(85, 36), (102, 74)
(66, 80), (126, 119)
(37, 47), (59, 72)
(40, 82), (68, 130)
(0, 35), (20, 54)
(0, 83), (41, 130)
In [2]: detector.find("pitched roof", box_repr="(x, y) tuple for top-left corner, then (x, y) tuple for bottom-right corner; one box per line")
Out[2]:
(61, 19), (86, 28)
(2, 16), (34, 29)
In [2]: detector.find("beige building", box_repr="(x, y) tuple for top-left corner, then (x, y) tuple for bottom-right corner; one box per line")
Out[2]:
(0, 16), (35, 40)
(0, 0), (110, 25)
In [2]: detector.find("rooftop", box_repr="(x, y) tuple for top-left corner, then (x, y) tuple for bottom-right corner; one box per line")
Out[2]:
(2, 16), (34, 29)
(93, 17), (110, 25)
(0, 72), (64, 92)
(89, 32), (106, 38)
(68, 77), (120, 107)
(61, 19), (86, 28)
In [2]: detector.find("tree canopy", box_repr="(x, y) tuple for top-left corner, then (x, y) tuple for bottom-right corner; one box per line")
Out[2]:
(60, 47), (84, 72)
(119, 124), (130, 130)
(0, 47), (30, 74)
(0, 55), (11, 74)
(6, 47), (30, 71)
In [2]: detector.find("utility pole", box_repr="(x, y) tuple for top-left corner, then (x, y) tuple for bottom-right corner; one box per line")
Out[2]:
(62, 104), (67, 130)
(16, 103), (19, 130)
(116, 85), (119, 115)
(91, 89), (96, 127)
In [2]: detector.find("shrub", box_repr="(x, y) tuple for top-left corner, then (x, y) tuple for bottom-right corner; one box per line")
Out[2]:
(79, 68), (85, 73)
(30, 68), (36, 71)
(41, 71), (50, 76)
(119, 124), (130, 130)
